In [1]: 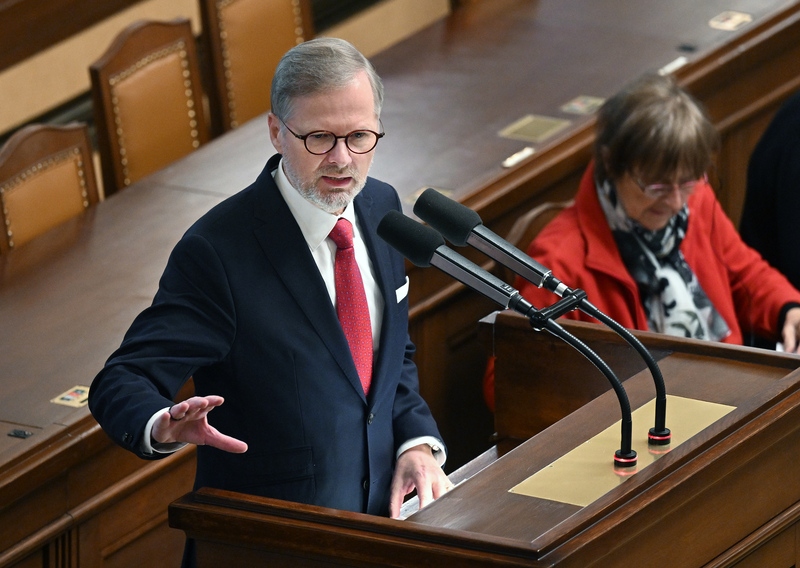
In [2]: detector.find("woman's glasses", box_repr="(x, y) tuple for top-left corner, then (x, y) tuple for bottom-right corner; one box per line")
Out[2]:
(633, 173), (708, 199)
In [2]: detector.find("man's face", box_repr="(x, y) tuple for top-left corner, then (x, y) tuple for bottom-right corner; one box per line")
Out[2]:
(268, 70), (380, 215)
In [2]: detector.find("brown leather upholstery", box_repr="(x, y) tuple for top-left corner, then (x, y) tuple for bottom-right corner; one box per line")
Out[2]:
(90, 18), (209, 196)
(199, 0), (313, 134)
(0, 123), (100, 253)
(496, 199), (574, 284)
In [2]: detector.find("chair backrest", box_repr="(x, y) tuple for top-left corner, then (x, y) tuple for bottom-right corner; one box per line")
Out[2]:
(496, 199), (574, 284)
(199, 0), (313, 134)
(90, 18), (209, 196)
(0, 123), (100, 253)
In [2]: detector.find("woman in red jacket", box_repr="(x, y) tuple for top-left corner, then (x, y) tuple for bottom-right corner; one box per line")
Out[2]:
(484, 73), (800, 410)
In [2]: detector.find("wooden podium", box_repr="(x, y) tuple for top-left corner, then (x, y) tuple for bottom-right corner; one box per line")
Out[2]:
(169, 313), (800, 567)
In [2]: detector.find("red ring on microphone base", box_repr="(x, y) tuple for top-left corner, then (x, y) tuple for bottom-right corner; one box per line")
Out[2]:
(613, 449), (638, 468)
(648, 427), (672, 446)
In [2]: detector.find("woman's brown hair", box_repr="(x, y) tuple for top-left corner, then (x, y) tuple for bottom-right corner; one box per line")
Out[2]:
(594, 73), (719, 185)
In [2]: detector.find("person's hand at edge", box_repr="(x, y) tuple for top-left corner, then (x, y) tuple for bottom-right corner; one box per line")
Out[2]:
(389, 444), (452, 519)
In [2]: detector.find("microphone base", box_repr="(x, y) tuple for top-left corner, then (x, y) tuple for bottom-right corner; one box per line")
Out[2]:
(613, 449), (638, 468)
(648, 427), (672, 446)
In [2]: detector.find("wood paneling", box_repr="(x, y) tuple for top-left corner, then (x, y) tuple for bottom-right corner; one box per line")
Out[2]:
(0, 1), (146, 73)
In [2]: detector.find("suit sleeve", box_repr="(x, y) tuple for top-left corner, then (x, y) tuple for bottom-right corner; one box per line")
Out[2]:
(88, 234), (236, 458)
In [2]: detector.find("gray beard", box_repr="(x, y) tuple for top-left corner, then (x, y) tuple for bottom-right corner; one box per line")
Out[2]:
(284, 161), (370, 214)
(296, 180), (365, 214)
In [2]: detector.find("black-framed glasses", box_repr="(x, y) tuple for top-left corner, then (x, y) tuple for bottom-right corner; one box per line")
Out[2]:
(633, 172), (708, 199)
(278, 118), (384, 155)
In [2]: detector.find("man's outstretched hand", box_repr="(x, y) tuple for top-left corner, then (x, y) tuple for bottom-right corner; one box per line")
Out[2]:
(152, 395), (248, 453)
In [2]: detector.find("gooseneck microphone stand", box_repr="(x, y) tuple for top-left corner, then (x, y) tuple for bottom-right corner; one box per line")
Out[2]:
(414, 187), (670, 447)
(377, 210), (637, 468)
(522, 289), (637, 467)
(571, 295), (671, 445)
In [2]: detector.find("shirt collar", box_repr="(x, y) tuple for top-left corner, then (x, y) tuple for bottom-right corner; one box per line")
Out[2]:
(273, 158), (357, 251)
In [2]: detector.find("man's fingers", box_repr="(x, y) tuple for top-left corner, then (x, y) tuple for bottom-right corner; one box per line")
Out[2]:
(432, 478), (453, 500)
(168, 404), (186, 421)
(206, 427), (248, 453)
(388, 478), (408, 518)
(170, 396), (225, 422)
(416, 482), (433, 510)
(786, 325), (799, 353)
(389, 502), (400, 519)
(152, 408), (182, 443)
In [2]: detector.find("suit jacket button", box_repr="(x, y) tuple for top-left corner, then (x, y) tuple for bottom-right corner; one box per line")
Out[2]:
(367, 413), (374, 425)
(362, 478), (369, 491)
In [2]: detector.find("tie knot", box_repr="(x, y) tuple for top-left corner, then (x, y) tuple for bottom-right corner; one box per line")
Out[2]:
(329, 218), (354, 250)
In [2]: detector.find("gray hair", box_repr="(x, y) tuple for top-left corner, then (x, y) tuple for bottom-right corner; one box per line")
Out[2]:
(271, 37), (384, 122)
(594, 73), (719, 184)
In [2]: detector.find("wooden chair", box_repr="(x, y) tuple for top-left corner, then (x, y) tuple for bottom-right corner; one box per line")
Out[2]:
(199, 0), (313, 135)
(90, 18), (209, 196)
(496, 199), (574, 284)
(0, 123), (100, 253)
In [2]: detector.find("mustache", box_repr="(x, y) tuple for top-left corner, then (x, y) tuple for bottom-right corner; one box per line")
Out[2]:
(318, 166), (358, 178)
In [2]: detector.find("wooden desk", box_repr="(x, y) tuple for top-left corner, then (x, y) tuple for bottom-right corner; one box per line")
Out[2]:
(0, 1), (145, 73)
(142, 0), (800, 221)
(0, 184), (224, 567)
(370, 0), (795, 210)
(0, 185), (223, 435)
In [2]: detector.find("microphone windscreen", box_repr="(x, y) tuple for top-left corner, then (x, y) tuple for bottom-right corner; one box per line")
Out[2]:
(377, 210), (446, 267)
(413, 188), (481, 246)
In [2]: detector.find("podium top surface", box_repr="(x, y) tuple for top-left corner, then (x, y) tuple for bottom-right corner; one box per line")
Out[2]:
(407, 315), (800, 556)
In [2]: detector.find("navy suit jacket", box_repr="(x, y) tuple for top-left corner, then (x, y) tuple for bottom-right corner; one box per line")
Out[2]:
(88, 154), (442, 516)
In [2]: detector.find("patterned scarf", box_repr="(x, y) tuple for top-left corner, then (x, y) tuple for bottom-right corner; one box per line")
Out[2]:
(596, 179), (730, 341)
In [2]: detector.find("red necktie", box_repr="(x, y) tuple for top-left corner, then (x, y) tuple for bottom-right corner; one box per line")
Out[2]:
(329, 218), (373, 395)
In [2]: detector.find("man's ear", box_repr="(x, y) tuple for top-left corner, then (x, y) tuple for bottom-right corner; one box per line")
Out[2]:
(267, 113), (283, 153)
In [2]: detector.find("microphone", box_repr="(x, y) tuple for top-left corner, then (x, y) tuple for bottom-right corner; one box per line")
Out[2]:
(376, 210), (534, 316)
(413, 187), (568, 295)
(414, 188), (670, 446)
(378, 210), (637, 468)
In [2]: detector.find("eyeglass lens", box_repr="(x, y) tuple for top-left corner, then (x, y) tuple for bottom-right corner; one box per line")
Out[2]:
(640, 174), (707, 197)
(305, 131), (380, 154)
